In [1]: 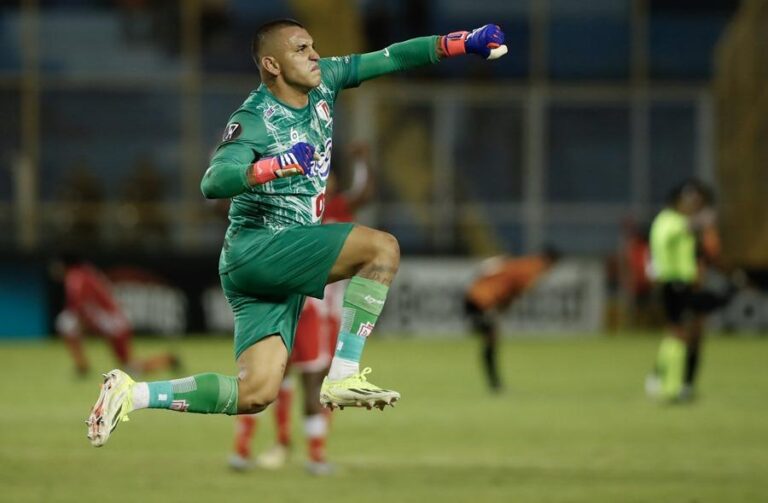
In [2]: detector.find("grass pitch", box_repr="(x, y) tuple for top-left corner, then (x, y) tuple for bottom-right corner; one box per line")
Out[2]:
(1, 334), (767, 503)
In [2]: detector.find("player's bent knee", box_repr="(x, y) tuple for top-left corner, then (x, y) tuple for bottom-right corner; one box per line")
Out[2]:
(374, 231), (400, 267)
(237, 373), (282, 414)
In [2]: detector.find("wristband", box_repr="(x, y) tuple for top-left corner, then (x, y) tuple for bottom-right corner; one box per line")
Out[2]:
(250, 157), (280, 185)
(442, 31), (468, 57)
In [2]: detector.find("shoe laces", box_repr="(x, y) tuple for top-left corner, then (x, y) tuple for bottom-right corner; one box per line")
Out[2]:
(357, 367), (372, 382)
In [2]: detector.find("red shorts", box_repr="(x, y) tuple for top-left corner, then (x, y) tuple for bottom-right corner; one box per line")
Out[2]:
(290, 284), (343, 372)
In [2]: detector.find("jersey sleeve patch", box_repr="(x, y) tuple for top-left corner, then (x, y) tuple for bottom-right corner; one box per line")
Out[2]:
(222, 122), (242, 142)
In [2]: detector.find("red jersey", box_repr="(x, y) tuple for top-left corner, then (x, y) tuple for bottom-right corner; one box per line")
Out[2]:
(65, 264), (122, 317)
(323, 194), (353, 223)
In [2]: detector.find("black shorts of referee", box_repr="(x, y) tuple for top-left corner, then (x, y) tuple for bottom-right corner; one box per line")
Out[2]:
(661, 281), (732, 324)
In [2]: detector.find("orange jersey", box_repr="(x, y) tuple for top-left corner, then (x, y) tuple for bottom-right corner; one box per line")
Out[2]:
(466, 256), (551, 311)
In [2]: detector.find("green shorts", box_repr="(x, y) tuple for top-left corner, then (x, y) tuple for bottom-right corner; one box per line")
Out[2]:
(220, 223), (354, 359)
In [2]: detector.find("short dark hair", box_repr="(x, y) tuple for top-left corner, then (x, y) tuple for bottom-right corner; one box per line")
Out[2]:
(666, 178), (712, 206)
(251, 18), (305, 67)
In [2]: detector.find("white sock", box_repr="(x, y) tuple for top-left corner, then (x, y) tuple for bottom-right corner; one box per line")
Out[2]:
(327, 357), (359, 381)
(132, 382), (149, 410)
(304, 414), (328, 437)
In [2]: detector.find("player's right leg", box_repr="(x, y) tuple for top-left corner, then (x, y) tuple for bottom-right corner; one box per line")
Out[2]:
(86, 335), (287, 447)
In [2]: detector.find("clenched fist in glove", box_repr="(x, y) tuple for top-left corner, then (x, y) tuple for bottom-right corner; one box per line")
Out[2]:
(441, 24), (507, 60)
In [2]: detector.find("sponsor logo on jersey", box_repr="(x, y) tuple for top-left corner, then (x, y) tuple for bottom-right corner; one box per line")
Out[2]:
(222, 122), (241, 142)
(264, 105), (277, 119)
(290, 128), (300, 143)
(364, 295), (385, 306)
(357, 322), (375, 337)
(310, 138), (333, 180)
(315, 100), (332, 126)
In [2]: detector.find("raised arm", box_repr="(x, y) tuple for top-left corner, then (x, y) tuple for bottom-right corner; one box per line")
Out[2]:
(356, 24), (507, 83)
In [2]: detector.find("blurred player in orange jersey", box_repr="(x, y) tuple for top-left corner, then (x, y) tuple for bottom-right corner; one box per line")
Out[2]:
(464, 248), (560, 392)
(230, 144), (373, 475)
(50, 254), (179, 377)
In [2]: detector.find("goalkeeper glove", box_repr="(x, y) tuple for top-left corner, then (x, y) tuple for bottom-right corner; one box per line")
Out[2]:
(251, 142), (317, 185)
(442, 24), (507, 60)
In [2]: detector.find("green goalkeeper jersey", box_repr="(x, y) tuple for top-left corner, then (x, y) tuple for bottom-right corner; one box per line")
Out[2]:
(206, 56), (359, 229)
(201, 36), (440, 273)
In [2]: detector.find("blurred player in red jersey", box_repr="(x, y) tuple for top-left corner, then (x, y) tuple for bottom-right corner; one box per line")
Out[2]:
(51, 254), (179, 377)
(618, 217), (654, 328)
(230, 144), (373, 475)
(464, 248), (560, 392)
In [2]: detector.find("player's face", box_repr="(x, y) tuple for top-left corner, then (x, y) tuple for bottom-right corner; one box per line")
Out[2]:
(679, 191), (705, 215)
(277, 27), (321, 90)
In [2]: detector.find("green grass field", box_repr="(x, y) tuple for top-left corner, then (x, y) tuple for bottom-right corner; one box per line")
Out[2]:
(1, 334), (767, 503)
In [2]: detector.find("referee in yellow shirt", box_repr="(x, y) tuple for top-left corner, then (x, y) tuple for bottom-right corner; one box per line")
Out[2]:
(646, 180), (719, 402)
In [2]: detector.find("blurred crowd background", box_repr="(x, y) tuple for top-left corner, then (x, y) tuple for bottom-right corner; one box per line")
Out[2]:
(1, 0), (766, 338)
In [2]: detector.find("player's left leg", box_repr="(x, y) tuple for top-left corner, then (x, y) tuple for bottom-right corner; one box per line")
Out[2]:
(322, 225), (401, 410)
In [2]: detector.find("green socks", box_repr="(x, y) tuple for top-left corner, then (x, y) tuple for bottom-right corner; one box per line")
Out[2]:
(146, 373), (238, 415)
(332, 276), (389, 369)
(656, 337), (685, 400)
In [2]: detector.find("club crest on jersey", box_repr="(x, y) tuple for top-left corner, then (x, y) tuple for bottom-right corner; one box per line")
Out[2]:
(315, 100), (332, 126)
(222, 122), (241, 142)
(357, 322), (375, 338)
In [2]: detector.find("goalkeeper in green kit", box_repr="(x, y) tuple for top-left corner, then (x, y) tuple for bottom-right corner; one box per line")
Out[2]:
(86, 19), (508, 446)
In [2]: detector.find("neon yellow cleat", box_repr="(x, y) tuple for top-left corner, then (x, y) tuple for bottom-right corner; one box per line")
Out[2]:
(86, 369), (135, 447)
(320, 367), (400, 411)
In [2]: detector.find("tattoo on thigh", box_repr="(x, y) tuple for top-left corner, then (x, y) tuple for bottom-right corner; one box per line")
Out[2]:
(358, 263), (397, 285)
